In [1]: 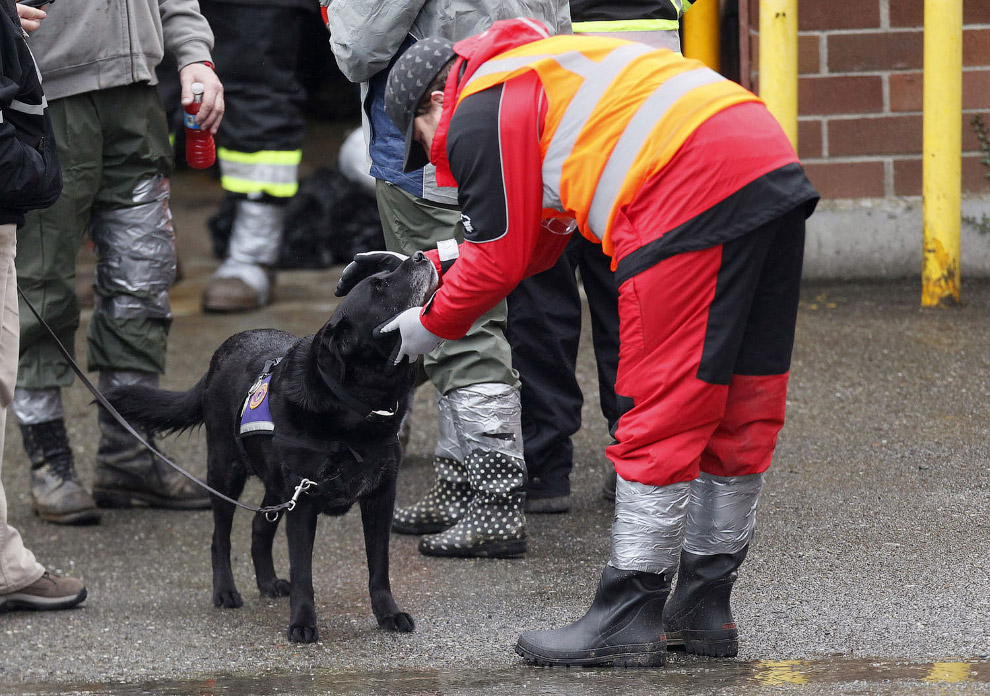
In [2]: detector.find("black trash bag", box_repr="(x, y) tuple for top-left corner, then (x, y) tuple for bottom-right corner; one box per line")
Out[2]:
(279, 167), (385, 269)
(206, 169), (385, 268)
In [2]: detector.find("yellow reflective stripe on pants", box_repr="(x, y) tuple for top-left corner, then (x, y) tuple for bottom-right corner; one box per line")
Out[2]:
(217, 148), (301, 198)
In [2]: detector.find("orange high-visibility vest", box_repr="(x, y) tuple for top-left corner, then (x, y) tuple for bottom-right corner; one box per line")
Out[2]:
(456, 35), (760, 259)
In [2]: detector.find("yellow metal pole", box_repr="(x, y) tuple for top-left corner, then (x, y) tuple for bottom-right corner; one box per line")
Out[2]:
(758, 0), (798, 149)
(683, 0), (721, 70)
(921, 0), (963, 307)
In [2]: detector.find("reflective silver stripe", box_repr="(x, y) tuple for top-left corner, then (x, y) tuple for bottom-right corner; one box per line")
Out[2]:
(9, 97), (47, 115)
(217, 157), (299, 187)
(587, 67), (724, 235)
(542, 43), (655, 209)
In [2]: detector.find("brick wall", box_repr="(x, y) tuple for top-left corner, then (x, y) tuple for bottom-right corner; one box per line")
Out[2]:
(747, 0), (990, 199)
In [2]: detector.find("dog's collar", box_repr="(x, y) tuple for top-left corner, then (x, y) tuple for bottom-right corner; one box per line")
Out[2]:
(316, 361), (399, 422)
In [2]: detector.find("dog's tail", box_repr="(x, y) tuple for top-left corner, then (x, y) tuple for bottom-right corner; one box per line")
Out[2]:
(103, 375), (207, 436)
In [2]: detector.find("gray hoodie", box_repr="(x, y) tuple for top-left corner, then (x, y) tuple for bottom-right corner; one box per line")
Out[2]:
(25, 0), (214, 101)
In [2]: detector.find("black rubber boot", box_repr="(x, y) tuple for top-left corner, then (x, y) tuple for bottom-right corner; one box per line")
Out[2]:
(418, 449), (526, 558)
(392, 456), (473, 534)
(663, 547), (749, 657)
(515, 564), (669, 667)
(21, 420), (100, 525)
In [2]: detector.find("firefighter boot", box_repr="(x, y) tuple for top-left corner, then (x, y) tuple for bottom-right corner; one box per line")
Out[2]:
(515, 564), (670, 667)
(21, 420), (100, 525)
(392, 456), (473, 534)
(93, 413), (210, 509)
(663, 547), (749, 657)
(417, 447), (526, 558)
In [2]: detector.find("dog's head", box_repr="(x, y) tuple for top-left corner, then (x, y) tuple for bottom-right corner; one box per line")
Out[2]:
(321, 251), (439, 370)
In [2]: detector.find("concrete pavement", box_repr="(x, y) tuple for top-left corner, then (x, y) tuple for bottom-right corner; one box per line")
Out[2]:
(2, 140), (990, 694)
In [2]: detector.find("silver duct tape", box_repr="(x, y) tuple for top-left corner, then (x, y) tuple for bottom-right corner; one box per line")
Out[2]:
(611, 477), (690, 574)
(91, 178), (176, 320)
(11, 387), (64, 425)
(435, 389), (462, 462)
(446, 383), (524, 461)
(98, 370), (157, 391)
(683, 471), (764, 555)
(227, 200), (285, 266)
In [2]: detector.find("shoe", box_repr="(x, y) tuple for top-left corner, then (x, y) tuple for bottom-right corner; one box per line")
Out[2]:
(93, 412), (210, 509)
(21, 421), (100, 525)
(0, 572), (87, 612)
(202, 273), (273, 313)
(524, 494), (570, 514)
(418, 448), (526, 558)
(663, 547), (749, 657)
(515, 564), (669, 667)
(392, 456), (473, 534)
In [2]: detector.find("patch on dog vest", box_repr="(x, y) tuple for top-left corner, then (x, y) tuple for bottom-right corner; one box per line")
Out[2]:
(239, 357), (282, 436)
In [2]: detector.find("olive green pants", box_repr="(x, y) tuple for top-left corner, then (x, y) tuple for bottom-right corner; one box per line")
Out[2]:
(375, 180), (518, 394)
(16, 85), (175, 389)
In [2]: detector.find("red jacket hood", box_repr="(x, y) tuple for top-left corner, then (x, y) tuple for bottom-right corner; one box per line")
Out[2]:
(431, 18), (553, 187)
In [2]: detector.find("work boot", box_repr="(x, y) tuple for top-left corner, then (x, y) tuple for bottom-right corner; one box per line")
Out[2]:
(93, 411), (210, 509)
(515, 564), (670, 667)
(418, 448), (526, 558)
(663, 547), (749, 657)
(0, 571), (87, 612)
(392, 456), (473, 534)
(202, 264), (276, 312)
(20, 420), (100, 525)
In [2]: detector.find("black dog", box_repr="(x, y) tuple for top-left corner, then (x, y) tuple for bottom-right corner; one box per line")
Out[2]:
(104, 252), (438, 643)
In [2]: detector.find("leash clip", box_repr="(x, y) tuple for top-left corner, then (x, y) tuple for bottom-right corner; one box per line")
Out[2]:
(286, 478), (316, 512)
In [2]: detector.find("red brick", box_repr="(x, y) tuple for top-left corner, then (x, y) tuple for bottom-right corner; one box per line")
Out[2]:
(827, 32), (923, 72)
(893, 155), (990, 196)
(964, 29), (990, 65)
(798, 0), (880, 31)
(749, 34), (821, 75)
(890, 72), (923, 112)
(891, 71), (990, 113)
(799, 75), (883, 114)
(803, 161), (886, 198)
(893, 3), (990, 28)
(798, 119), (823, 159)
(965, 0), (990, 25)
(829, 115), (922, 156)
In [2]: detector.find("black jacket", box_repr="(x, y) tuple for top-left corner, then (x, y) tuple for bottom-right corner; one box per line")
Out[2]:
(0, 0), (61, 227)
(570, 0), (680, 22)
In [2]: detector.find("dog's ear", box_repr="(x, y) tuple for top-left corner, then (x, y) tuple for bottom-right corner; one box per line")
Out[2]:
(321, 316), (362, 376)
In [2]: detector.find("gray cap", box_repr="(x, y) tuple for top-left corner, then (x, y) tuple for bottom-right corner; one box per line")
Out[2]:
(385, 37), (456, 173)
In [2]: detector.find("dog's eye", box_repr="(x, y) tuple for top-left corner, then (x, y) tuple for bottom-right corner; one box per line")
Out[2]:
(371, 277), (386, 291)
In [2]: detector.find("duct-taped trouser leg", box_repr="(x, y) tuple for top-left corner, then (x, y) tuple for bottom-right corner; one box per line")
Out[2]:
(418, 384), (527, 558)
(201, 1), (307, 312)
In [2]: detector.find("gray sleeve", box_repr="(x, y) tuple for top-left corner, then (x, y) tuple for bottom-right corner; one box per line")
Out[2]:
(159, 0), (215, 70)
(327, 0), (427, 83)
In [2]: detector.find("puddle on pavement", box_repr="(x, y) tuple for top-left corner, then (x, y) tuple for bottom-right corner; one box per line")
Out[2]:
(5, 658), (990, 696)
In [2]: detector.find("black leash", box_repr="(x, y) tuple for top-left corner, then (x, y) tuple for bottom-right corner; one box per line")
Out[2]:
(16, 285), (311, 521)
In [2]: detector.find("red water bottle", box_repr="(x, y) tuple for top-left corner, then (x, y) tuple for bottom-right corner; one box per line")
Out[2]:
(184, 82), (216, 169)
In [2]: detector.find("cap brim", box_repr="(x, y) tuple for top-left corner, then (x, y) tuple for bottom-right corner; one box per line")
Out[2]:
(401, 117), (431, 173)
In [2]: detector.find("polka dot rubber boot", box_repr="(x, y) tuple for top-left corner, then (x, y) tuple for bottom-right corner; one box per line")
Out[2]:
(392, 456), (473, 534)
(418, 449), (527, 558)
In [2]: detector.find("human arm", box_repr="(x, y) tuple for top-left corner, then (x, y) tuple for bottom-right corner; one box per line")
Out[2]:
(159, 0), (223, 132)
(326, 0), (426, 82)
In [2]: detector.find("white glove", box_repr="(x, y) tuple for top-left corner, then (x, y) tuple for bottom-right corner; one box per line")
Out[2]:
(379, 307), (444, 364)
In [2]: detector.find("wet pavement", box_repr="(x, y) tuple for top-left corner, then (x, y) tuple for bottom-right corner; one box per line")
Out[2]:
(2, 121), (990, 693)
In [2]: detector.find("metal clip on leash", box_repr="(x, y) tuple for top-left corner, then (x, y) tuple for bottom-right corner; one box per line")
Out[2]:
(16, 285), (311, 522)
(265, 478), (315, 522)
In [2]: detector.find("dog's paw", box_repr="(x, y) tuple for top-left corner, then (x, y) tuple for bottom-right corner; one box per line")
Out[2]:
(213, 588), (243, 609)
(287, 622), (320, 643)
(258, 578), (290, 598)
(378, 611), (415, 633)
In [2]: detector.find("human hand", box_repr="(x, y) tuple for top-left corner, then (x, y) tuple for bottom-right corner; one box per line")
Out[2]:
(335, 251), (408, 297)
(16, 2), (47, 33)
(178, 63), (225, 134)
(377, 306), (443, 364)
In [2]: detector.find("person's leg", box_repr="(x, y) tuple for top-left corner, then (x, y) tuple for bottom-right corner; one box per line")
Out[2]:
(202, 3), (307, 311)
(376, 181), (525, 557)
(666, 208), (806, 657)
(86, 84), (207, 509)
(506, 240), (583, 513)
(13, 94), (101, 525)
